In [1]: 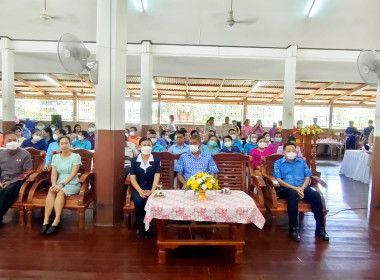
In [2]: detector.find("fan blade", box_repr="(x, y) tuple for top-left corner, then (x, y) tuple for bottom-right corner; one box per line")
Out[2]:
(235, 18), (259, 25)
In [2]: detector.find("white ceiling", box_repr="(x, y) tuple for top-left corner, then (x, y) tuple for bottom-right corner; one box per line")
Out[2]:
(0, 0), (378, 83)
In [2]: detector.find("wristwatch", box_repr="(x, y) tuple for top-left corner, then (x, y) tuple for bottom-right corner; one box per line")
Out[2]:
(61, 182), (66, 187)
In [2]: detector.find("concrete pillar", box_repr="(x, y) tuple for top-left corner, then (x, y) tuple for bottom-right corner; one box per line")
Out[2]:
(242, 100), (248, 123)
(73, 96), (78, 122)
(281, 45), (298, 140)
(1, 38), (16, 132)
(140, 41), (153, 136)
(94, 0), (127, 226)
(368, 84), (380, 229)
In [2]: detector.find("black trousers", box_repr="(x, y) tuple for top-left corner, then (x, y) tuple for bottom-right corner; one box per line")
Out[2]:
(131, 190), (148, 233)
(0, 181), (23, 221)
(346, 141), (356, 150)
(278, 187), (324, 229)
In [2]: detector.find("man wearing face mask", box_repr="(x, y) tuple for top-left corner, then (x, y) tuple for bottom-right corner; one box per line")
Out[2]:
(72, 131), (92, 150)
(44, 129), (67, 170)
(0, 132), (33, 224)
(244, 133), (258, 155)
(268, 132), (283, 154)
(42, 127), (55, 146)
(274, 142), (329, 242)
(147, 129), (165, 152)
(127, 127), (141, 147)
(168, 131), (190, 155)
(147, 129), (167, 149)
(36, 121), (45, 131)
(175, 135), (219, 187)
(86, 123), (96, 150)
(21, 129), (48, 151)
(221, 135), (241, 153)
(221, 129), (243, 153)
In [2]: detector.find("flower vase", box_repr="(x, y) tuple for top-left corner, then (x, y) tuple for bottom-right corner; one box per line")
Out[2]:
(198, 190), (207, 200)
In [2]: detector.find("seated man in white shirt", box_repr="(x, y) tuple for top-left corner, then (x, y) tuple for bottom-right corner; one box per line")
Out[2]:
(125, 134), (139, 176)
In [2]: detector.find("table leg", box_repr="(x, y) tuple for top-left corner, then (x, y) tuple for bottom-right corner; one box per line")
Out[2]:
(235, 245), (244, 264)
(158, 246), (167, 264)
(157, 219), (167, 264)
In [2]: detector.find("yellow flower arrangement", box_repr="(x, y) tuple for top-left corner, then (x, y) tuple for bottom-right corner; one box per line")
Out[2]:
(299, 125), (324, 136)
(185, 172), (219, 193)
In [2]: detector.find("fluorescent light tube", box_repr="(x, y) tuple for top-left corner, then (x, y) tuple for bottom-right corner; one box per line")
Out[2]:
(43, 74), (60, 87)
(251, 81), (261, 93)
(307, 0), (321, 18)
(138, 0), (144, 13)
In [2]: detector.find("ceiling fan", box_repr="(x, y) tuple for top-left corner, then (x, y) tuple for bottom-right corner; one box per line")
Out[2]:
(226, 0), (258, 27)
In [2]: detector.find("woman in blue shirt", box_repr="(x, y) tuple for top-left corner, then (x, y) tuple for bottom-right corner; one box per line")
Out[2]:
(201, 135), (221, 156)
(21, 129), (48, 151)
(44, 129), (67, 169)
(221, 135), (241, 153)
(72, 131), (92, 150)
(244, 133), (258, 155)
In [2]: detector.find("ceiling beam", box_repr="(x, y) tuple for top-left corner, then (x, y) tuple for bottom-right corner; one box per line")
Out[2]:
(243, 81), (260, 99)
(301, 82), (335, 101)
(45, 74), (77, 96)
(360, 95), (377, 104)
(270, 89), (284, 102)
(153, 77), (159, 96)
(79, 74), (96, 90)
(329, 84), (368, 104)
(14, 75), (47, 95)
(214, 78), (225, 99)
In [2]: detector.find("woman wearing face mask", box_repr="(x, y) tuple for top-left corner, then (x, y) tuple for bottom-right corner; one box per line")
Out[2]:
(11, 126), (25, 146)
(130, 137), (161, 239)
(21, 129), (48, 151)
(221, 135), (241, 153)
(263, 132), (271, 144)
(276, 136), (303, 158)
(44, 129), (67, 170)
(244, 133), (258, 155)
(201, 135), (221, 156)
(72, 131), (91, 150)
(252, 120), (264, 137)
(70, 124), (82, 142)
(250, 136), (272, 174)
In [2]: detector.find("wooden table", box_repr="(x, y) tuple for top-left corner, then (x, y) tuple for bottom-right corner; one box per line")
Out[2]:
(144, 190), (265, 264)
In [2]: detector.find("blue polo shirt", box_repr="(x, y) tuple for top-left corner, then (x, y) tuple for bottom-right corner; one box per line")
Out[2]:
(273, 157), (312, 189)
(220, 146), (241, 153)
(244, 143), (258, 154)
(168, 143), (190, 155)
(72, 139), (92, 150)
(201, 144), (221, 156)
(222, 139), (243, 153)
(45, 142), (60, 166)
(152, 143), (165, 152)
(174, 152), (219, 181)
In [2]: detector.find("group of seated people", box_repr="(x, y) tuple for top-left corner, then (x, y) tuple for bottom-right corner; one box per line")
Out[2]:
(0, 120), (328, 243)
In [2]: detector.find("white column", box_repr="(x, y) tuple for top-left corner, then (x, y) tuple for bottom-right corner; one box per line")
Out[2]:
(140, 41), (153, 127)
(1, 38), (16, 124)
(282, 45), (298, 130)
(95, 0), (127, 130)
(374, 84), (380, 138)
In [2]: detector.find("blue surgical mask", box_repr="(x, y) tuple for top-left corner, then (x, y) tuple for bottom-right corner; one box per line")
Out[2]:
(208, 140), (217, 147)
(275, 137), (282, 143)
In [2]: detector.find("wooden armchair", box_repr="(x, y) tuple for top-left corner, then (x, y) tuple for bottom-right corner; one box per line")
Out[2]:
(123, 152), (180, 228)
(212, 153), (266, 212)
(10, 147), (46, 226)
(260, 154), (328, 226)
(24, 149), (94, 229)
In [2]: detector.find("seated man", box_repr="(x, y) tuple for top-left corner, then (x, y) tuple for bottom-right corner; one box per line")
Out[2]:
(273, 142), (329, 242)
(221, 135), (241, 153)
(268, 131), (283, 154)
(147, 128), (167, 148)
(168, 130), (190, 155)
(221, 129), (243, 152)
(175, 135), (219, 187)
(127, 126), (141, 147)
(147, 129), (165, 152)
(0, 132), (33, 224)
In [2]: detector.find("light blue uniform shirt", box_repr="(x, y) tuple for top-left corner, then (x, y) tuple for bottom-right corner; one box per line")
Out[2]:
(72, 139), (92, 150)
(273, 157), (312, 189)
(174, 152), (219, 181)
(168, 143), (190, 155)
(222, 139), (243, 153)
(201, 144), (221, 156)
(152, 143), (165, 152)
(244, 143), (258, 155)
(45, 142), (60, 166)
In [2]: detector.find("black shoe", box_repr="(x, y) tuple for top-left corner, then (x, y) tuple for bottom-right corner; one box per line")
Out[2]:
(40, 224), (50, 235)
(46, 224), (59, 235)
(144, 229), (152, 239)
(289, 227), (301, 242)
(315, 227), (330, 241)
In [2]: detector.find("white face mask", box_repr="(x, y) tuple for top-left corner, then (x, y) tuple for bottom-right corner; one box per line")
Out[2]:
(53, 134), (59, 141)
(150, 138), (157, 144)
(129, 131), (136, 137)
(265, 136), (271, 141)
(190, 145), (199, 153)
(88, 127), (96, 133)
(258, 142), (267, 149)
(224, 141), (232, 148)
(51, 127), (55, 132)
(286, 152), (297, 160)
(33, 135), (42, 142)
(251, 137), (257, 144)
(125, 133), (129, 138)
(6, 141), (19, 150)
(78, 135), (84, 141)
(230, 134), (236, 140)
(141, 146), (152, 155)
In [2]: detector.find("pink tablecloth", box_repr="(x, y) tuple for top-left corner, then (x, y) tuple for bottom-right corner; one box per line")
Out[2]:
(144, 190), (265, 230)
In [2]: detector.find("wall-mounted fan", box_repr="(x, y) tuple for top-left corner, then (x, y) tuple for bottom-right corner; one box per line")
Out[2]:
(57, 33), (98, 84)
(357, 50), (380, 87)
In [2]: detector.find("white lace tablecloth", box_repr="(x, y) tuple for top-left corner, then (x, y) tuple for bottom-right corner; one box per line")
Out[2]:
(144, 190), (265, 230)
(339, 150), (371, 184)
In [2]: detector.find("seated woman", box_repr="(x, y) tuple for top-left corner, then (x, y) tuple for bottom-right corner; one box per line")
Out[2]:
(11, 126), (26, 146)
(244, 133), (258, 155)
(41, 136), (82, 235)
(201, 135), (221, 156)
(72, 131), (92, 150)
(130, 137), (161, 239)
(42, 127), (55, 146)
(221, 135), (241, 153)
(44, 129), (67, 170)
(250, 136), (272, 175)
(277, 135), (303, 158)
(21, 129), (48, 151)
